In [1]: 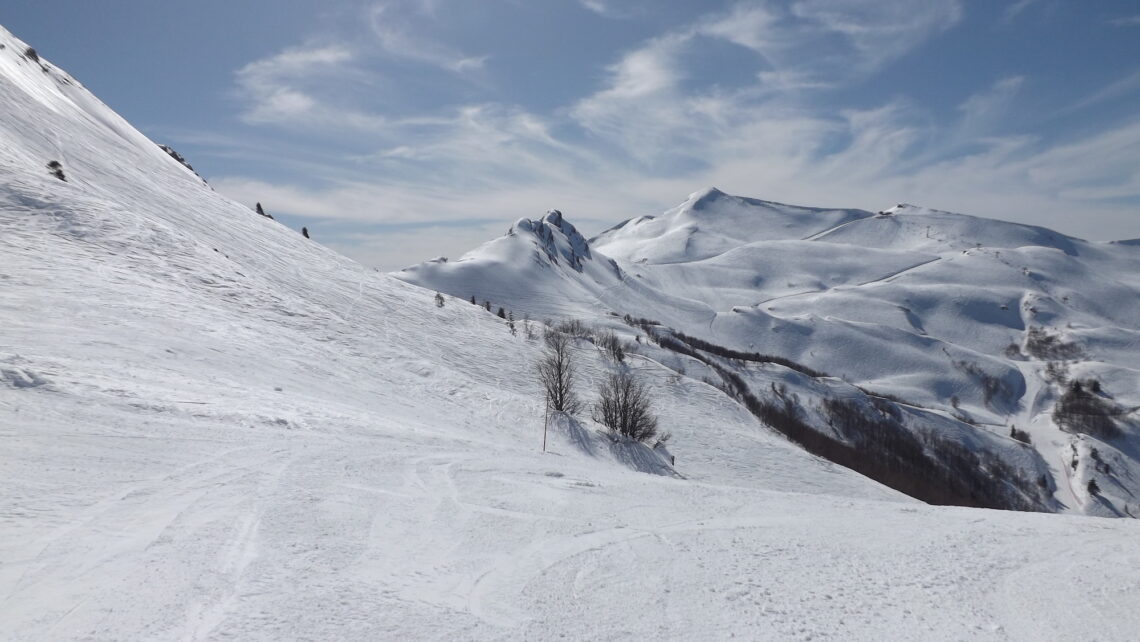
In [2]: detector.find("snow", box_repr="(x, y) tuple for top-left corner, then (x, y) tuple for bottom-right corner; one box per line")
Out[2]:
(3, 23), (1140, 640)
(401, 170), (1140, 520)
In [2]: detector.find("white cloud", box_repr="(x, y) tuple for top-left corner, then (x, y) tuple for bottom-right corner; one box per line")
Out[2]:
(698, 3), (783, 55)
(232, 44), (396, 132)
(215, 0), (1140, 270)
(212, 106), (1140, 269)
(1109, 14), (1140, 27)
(955, 76), (1024, 141)
(788, 0), (963, 74)
(235, 45), (356, 124)
(1003, 0), (1039, 22)
(578, 0), (627, 19)
(1050, 70), (1140, 120)
(326, 223), (510, 271)
(368, 2), (487, 72)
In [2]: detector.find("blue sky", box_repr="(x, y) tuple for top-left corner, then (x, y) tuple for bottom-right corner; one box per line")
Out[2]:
(5, 0), (1140, 268)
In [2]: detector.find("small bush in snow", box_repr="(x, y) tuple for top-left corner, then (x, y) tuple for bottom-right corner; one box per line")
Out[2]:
(593, 371), (658, 442)
(1044, 361), (1069, 385)
(1054, 379), (1122, 439)
(1009, 426), (1032, 445)
(24, 47), (38, 62)
(1025, 327), (1082, 361)
(46, 160), (66, 181)
(556, 318), (591, 339)
(595, 330), (625, 363)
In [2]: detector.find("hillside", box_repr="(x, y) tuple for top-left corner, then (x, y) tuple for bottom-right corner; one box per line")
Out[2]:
(400, 186), (1140, 518)
(3, 24), (1140, 640)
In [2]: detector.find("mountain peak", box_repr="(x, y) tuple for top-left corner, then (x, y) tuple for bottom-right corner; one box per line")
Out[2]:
(511, 209), (592, 271)
(880, 203), (954, 216)
(686, 186), (730, 210)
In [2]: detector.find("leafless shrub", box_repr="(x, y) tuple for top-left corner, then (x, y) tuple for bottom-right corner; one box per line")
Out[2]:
(1025, 327), (1082, 361)
(537, 330), (581, 414)
(593, 371), (658, 442)
(1010, 426), (1032, 444)
(556, 318), (591, 339)
(1054, 380), (1122, 439)
(595, 330), (625, 363)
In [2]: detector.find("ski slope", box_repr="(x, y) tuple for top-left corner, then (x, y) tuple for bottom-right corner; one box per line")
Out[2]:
(3, 24), (1140, 640)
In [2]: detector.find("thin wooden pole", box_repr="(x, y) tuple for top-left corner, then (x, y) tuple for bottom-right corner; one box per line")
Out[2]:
(543, 400), (549, 452)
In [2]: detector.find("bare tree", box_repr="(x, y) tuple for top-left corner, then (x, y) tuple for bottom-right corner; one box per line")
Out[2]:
(537, 330), (581, 414)
(522, 314), (537, 340)
(595, 330), (625, 363)
(594, 371), (657, 442)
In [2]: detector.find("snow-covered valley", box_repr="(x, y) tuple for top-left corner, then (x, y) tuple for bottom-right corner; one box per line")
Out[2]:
(3, 23), (1140, 640)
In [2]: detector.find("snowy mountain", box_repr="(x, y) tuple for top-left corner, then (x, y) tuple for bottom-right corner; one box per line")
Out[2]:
(3, 24), (1140, 640)
(400, 186), (1140, 519)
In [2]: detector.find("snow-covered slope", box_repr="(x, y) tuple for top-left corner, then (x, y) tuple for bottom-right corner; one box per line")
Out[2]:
(595, 187), (872, 263)
(400, 184), (1140, 519)
(4, 25), (1140, 639)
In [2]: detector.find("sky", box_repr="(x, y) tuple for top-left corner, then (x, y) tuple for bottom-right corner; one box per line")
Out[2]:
(4, 0), (1140, 269)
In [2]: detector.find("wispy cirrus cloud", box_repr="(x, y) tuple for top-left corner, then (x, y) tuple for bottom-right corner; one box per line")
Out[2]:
(206, 0), (1140, 269)
(578, 0), (629, 19)
(368, 1), (487, 72)
(1055, 69), (1140, 116)
(1109, 14), (1140, 27)
(1003, 0), (1040, 22)
(234, 44), (359, 125)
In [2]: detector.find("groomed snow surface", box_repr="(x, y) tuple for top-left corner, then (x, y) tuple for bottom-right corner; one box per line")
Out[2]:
(3, 24), (1140, 640)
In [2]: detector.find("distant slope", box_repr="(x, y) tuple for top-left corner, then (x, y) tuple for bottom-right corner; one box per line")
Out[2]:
(400, 188), (1140, 518)
(593, 187), (872, 263)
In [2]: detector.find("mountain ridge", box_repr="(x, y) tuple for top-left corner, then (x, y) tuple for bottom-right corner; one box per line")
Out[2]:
(398, 188), (1140, 518)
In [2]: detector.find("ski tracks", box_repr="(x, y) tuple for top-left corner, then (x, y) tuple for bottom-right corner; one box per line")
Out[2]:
(0, 444), (297, 639)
